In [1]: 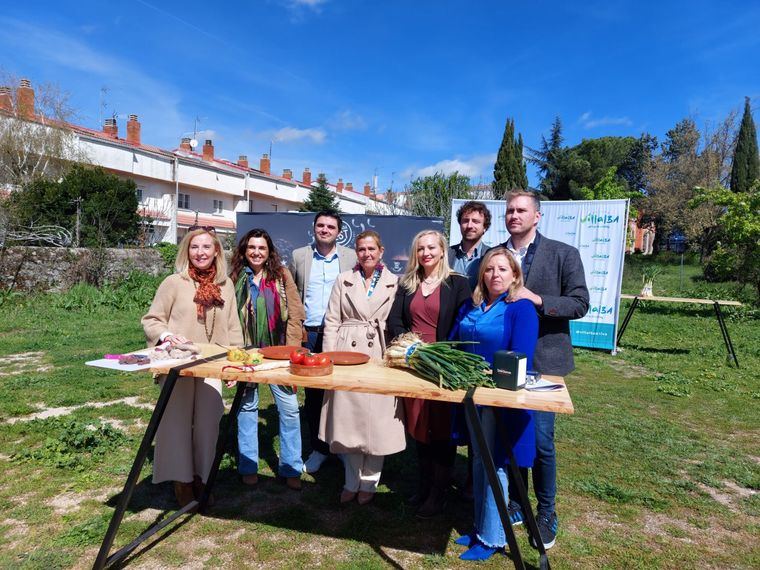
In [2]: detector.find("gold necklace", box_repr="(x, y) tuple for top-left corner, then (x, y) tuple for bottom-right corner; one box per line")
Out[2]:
(203, 306), (217, 342)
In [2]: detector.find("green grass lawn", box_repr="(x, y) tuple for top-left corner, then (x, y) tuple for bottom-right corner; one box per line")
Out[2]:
(0, 255), (757, 569)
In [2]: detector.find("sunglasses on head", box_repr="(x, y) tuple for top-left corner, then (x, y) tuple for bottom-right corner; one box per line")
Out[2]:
(189, 225), (216, 233)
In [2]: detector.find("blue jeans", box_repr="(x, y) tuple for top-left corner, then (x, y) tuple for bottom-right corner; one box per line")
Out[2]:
(237, 383), (303, 478)
(467, 407), (509, 548)
(532, 411), (556, 515)
(508, 410), (556, 516)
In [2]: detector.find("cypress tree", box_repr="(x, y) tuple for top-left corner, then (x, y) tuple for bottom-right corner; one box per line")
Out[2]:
(493, 117), (528, 196)
(730, 97), (760, 193)
(299, 173), (341, 212)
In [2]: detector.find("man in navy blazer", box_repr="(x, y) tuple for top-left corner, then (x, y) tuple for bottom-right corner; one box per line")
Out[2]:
(499, 191), (589, 549)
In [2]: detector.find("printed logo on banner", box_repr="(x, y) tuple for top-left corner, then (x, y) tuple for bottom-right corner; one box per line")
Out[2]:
(581, 213), (621, 228)
(557, 214), (576, 222)
(337, 221), (353, 247)
(591, 269), (609, 276)
(589, 305), (615, 316)
(589, 286), (609, 292)
(593, 237), (612, 243)
(592, 253), (610, 259)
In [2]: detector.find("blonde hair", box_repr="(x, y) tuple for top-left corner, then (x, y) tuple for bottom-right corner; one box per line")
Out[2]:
(472, 247), (523, 305)
(175, 229), (228, 284)
(400, 230), (452, 293)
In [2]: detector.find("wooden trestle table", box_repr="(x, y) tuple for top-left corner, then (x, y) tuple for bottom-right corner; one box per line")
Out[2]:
(94, 350), (573, 570)
(617, 294), (742, 366)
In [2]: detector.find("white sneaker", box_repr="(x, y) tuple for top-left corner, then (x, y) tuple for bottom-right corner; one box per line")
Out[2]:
(303, 451), (328, 474)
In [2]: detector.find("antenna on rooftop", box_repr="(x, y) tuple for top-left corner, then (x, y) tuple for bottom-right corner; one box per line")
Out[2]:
(99, 86), (109, 126)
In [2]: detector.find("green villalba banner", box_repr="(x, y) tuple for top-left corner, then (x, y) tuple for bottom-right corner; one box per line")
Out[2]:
(450, 199), (629, 352)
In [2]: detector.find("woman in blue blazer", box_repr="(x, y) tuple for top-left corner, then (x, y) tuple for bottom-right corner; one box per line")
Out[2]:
(449, 246), (538, 561)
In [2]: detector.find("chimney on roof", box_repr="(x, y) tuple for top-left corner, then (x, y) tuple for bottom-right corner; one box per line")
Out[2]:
(283, 168), (292, 180)
(346, 182), (354, 193)
(336, 178), (344, 193)
(17, 78), (34, 119)
(317, 173), (327, 185)
(237, 155), (249, 168)
(126, 114), (141, 145)
(260, 153), (271, 175)
(103, 117), (118, 137)
(202, 139), (214, 161)
(302, 167), (312, 185)
(0, 86), (12, 113)
(363, 182), (371, 196)
(180, 137), (192, 151)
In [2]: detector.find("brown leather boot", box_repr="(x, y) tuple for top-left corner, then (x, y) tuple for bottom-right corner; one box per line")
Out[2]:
(173, 481), (195, 508)
(193, 475), (215, 507)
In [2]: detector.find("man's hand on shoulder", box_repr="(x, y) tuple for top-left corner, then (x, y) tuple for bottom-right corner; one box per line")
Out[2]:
(507, 286), (543, 308)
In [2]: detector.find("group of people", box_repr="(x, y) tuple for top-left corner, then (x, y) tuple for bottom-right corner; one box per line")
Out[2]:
(141, 190), (590, 561)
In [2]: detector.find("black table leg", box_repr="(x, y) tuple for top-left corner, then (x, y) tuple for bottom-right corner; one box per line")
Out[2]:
(93, 351), (233, 569)
(463, 389), (527, 570)
(93, 368), (181, 570)
(616, 296), (640, 345)
(713, 302), (739, 368)
(493, 409), (551, 570)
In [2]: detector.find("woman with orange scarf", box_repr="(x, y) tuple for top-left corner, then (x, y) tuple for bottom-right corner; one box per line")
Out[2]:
(142, 227), (243, 507)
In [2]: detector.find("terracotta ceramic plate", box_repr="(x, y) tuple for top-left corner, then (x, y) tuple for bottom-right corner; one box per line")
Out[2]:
(259, 345), (305, 360)
(321, 351), (371, 365)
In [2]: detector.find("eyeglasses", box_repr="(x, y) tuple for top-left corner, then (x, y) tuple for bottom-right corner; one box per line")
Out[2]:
(189, 225), (216, 233)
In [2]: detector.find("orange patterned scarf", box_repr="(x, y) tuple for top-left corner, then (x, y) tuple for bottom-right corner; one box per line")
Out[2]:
(188, 265), (224, 319)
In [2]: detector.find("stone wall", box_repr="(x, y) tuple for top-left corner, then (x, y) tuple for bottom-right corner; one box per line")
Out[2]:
(0, 247), (166, 292)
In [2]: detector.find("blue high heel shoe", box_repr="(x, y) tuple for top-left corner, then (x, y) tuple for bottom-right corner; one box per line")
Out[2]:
(459, 542), (500, 561)
(454, 533), (475, 547)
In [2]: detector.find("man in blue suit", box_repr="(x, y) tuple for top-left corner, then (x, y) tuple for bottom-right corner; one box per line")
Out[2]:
(499, 191), (589, 550)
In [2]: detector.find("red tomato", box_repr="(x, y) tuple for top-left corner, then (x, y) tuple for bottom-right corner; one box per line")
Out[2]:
(316, 354), (331, 366)
(289, 350), (306, 365)
(302, 354), (318, 367)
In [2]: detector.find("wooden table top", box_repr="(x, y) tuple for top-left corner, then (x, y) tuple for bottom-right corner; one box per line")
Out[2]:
(620, 294), (742, 306)
(151, 351), (574, 415)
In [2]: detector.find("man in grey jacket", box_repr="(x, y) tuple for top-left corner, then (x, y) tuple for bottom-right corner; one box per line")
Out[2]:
(499, 191), (589, 549)
(290, 210), (357, 474)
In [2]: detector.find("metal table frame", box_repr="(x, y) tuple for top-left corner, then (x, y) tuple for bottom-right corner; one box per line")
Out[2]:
(616, 295), (740, 367)
(94, 356), (556, 570)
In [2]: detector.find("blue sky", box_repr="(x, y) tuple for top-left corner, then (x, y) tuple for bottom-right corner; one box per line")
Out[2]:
(2, 0), (759, 190)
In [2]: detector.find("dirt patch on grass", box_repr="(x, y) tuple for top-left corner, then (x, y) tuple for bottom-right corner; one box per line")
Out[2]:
(5, 397), (154, 424)
(696, 480), (757, 512)
(0, 351), (52, 377)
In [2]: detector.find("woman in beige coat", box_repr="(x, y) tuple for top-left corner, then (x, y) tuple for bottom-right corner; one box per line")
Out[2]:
(142, 227), (243, 507)
(319, 230), (406, 505)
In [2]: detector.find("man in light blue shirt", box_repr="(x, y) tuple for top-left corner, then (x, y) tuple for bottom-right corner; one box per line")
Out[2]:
(448, 201), (492, 289)
(290, 211), (357, 474)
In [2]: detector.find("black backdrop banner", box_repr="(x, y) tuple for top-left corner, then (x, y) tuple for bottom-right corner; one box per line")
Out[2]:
(236, 213), (444, 275)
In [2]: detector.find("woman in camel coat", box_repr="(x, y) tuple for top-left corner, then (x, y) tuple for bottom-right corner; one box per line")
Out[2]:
(142, 227), (243, 507)
(319, 230), (406, 504)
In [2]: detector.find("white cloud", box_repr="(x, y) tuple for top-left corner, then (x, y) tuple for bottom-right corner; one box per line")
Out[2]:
(578, 111), (633, 129)
(272, 126), (327, 144)
(332, 109), (367, 131)
(401, 154), (495, 180)
(195, 129), (219, 142)
(291, 0), (328, 6)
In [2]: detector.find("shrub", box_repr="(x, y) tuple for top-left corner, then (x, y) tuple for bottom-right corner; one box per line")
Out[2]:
(154, 242), (178, 271)
(703, 244), (737, 282)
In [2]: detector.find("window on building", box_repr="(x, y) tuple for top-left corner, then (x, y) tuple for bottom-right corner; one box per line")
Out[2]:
(178, 193), (190, 209)
(248, 199), (255, 212)
(213, 199), (224, 213)
(136, 187), (144, 202)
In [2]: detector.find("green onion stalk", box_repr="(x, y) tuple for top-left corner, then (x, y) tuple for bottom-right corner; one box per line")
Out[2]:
(384, 332), (494, 390)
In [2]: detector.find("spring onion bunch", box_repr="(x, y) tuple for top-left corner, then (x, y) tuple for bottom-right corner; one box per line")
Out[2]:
(384, 332), (493, 390)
